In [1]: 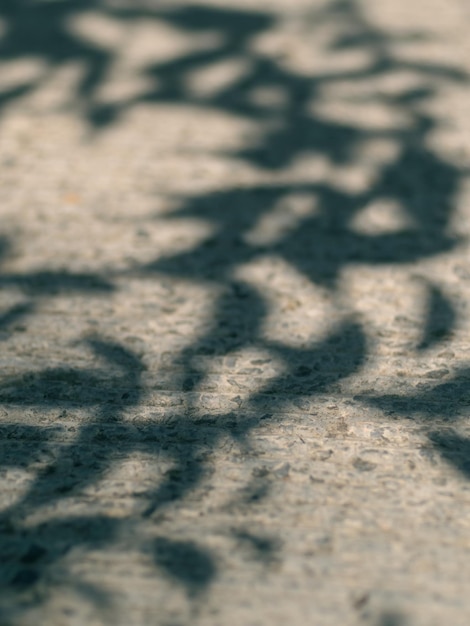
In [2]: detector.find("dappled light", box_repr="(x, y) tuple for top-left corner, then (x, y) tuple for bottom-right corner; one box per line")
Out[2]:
(1, 1), (470, 624)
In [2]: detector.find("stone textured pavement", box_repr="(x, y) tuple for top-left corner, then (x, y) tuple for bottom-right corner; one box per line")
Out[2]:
(1, 1), (470, 624)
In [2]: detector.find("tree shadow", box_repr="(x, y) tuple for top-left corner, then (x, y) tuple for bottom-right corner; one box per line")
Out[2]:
(377, 611), (407, 626)
(152, 537), (216, 598)
(361, 366), (470, 479)
(0, 0), (469, 622)
(416, 280), (457, 351)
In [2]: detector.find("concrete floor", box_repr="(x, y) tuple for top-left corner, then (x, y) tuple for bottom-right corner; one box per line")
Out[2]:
(1, 1), (470, 624)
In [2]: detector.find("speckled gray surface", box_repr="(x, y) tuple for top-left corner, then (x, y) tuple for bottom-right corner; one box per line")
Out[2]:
(1, 1), (470, 624)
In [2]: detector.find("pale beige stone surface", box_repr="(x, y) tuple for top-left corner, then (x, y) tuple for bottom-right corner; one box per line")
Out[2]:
(1, 1), (470, 625)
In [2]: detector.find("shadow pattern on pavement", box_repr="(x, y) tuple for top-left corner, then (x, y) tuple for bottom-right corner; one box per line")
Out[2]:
(0, 0), (469, 622)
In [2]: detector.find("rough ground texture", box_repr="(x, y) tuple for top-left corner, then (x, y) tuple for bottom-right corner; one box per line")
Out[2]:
(1, 1), (470, 624)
